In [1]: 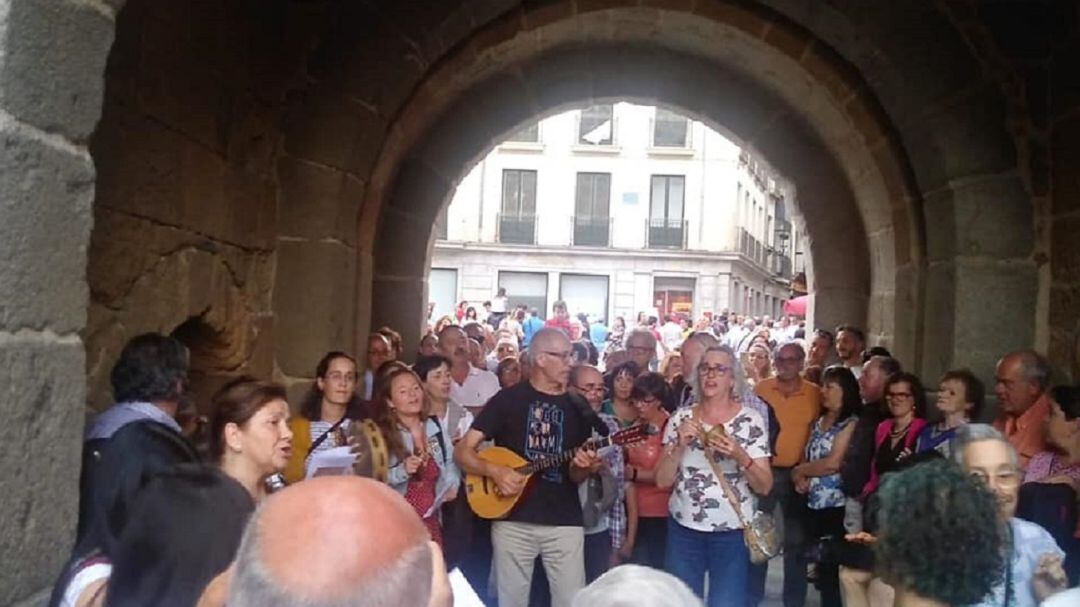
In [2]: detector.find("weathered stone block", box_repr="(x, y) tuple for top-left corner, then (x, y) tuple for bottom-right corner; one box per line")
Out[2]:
(953, 260), (1038, 377)
(902, 84), (1016, 193)
(919, 262), (958, 381)
(923, 175), (1034, 261)
(0, 125), (92, 333)
(1051, 112), (1080, 215)
(370, 275), (427, 360)
(0, 335), (84, 605)
(277, 156), (358, 245)
(374, 205), (440, 279)
(282, 88), (384, 173)
(0, 0), (115, 142)
(273, 240), (357, 377)
(1050, 214), (1080, 284)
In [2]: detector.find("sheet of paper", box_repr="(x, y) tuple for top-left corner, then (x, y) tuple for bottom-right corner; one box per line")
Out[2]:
(305, 446), (356, 479)
(448, 568), (485, 607)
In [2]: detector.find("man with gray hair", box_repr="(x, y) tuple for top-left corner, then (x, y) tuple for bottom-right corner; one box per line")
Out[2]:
(228, 476), (451, 607)
(952, 424), (1068, 606)
(993, 349), (1054, 469)
(571, 565), (702, 607)
(625, 327), (658, 373)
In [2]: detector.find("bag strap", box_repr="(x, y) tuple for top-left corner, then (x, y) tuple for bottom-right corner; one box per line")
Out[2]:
(307, 415), (349, 460)
(691, 407), (751, 529)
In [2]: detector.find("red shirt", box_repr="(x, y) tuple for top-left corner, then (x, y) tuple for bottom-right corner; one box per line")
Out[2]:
(627, 414), (672, 518)
(544, 316), (572, 337)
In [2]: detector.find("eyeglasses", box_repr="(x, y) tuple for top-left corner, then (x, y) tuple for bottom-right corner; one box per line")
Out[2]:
(326, 372), (358, 384)
(574, 383), (605, 393)
(886, 391), (913, 400)
(968, 469), (1020, 488)
(699, 364), (732, 377)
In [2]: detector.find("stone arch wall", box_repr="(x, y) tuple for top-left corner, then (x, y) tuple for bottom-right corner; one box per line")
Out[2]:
(0, 0), (1058, 602)
(355, 2), (938, 372)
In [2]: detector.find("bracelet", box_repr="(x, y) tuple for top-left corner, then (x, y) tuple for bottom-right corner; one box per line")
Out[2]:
(742, 457), (754, 471)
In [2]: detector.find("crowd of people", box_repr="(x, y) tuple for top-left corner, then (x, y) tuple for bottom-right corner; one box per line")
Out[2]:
(50, 294), (1080, 607)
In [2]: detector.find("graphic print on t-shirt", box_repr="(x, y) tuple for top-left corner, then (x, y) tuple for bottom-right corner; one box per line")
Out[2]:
(526, 400), (565, 483)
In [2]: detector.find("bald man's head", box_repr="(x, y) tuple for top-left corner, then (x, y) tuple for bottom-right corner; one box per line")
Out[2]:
(229, 477), (433, 607)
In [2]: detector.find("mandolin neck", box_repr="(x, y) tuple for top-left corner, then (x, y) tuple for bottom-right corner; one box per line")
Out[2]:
(513, 436), (614, 475)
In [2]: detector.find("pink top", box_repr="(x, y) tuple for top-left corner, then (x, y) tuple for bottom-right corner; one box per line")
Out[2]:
(1024, 451), (1080, 537)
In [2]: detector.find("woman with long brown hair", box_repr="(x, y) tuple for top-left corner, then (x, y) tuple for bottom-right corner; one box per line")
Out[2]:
(372, 366), (460, 547)
(282, 351), (368, 484)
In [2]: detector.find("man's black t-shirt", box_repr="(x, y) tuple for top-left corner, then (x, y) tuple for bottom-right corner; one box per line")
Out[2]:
(471, 381), (590, 526)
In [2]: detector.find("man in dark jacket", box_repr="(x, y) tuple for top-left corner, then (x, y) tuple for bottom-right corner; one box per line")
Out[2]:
(840, 356), (902, 515)
(77, 333), (200, 546)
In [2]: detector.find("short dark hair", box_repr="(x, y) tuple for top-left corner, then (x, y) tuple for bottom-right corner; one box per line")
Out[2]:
(861, 346), (892, 364)
(413, 354), (451, 382)
(939, 369), (986, 421)
(630, 372), (670, 405)
(210, 377), (288, 462)
(605, 361), (641, 395)
(111, 333), (190, 404)
(1051, 385), (1080, 420)
(885, 372), (928, 419)
(820, 365), (860, 422)
(813, 329), (834, 346)
(835, 325), (866, 344)
(875, 460), (1005, 604)
(107, 464), (254, 607)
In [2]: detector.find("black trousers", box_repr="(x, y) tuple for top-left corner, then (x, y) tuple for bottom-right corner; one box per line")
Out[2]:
(748, 467), (808, 607)
(806, 506), (845, 607)
(630, 516), (668, 569)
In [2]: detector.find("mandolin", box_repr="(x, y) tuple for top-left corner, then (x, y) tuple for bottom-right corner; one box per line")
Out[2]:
(465, 424), (653, 519)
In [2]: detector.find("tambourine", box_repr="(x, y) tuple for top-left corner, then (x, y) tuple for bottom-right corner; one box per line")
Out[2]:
(349, 418), (390, 482)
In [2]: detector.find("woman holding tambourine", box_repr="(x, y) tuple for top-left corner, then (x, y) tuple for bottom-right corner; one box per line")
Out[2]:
(656, 345), (774, 607)
(372, 365), (461, 548)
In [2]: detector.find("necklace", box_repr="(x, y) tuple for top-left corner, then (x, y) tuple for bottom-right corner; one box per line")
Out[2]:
(890, 420), (912, 438)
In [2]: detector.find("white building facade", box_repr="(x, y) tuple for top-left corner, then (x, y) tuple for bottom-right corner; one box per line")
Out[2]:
(428, 103), (809, 324)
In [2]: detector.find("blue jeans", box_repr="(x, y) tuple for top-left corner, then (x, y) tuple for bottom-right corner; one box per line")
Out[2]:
(666, 517), (749, 607)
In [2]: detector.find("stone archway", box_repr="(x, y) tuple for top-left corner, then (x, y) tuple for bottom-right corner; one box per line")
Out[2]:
(2, 0), (1063, 603)
(361, 4), (932, 374)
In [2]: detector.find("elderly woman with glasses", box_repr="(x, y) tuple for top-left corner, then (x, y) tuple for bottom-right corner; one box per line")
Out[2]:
(656, 346), (773, 607)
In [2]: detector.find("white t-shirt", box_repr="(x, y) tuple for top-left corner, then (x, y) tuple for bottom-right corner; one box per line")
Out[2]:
(663, 405), (771, 532)
(661, 322), (683, 351)
(61, 561), (111, 607)
(1041, 587), (1080, 607)
(449, 366), (501, 412)
(491, 296), (508, 313)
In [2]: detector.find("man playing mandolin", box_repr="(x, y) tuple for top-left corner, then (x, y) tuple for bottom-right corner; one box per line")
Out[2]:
(455, 328), (604, 607)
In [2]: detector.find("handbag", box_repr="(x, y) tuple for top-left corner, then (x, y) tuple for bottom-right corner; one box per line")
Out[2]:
(694, 407), (781, 564)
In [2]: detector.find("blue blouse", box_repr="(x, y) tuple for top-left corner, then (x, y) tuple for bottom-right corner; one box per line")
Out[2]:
(805, 416), (855, 510)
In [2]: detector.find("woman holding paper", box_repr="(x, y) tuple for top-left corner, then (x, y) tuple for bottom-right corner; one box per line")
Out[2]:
(374, 366), (461, 546)
(210, 377), (294, 502)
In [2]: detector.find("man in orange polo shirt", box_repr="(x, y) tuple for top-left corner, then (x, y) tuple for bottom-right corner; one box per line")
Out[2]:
(749, 342), (822, 607)
(994, 349), (1053, 470)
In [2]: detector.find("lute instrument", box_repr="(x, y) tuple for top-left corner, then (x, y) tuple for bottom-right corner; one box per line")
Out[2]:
(465, 424), (652, 519)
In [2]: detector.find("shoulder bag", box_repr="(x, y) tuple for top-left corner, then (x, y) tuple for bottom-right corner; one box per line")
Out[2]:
(694, 407), (781, 564)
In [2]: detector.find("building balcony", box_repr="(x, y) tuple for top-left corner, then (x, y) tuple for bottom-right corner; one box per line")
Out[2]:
(647, 218), (687, 249)
(572, 215), (612, 247)
(497, 213), (537, 245)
